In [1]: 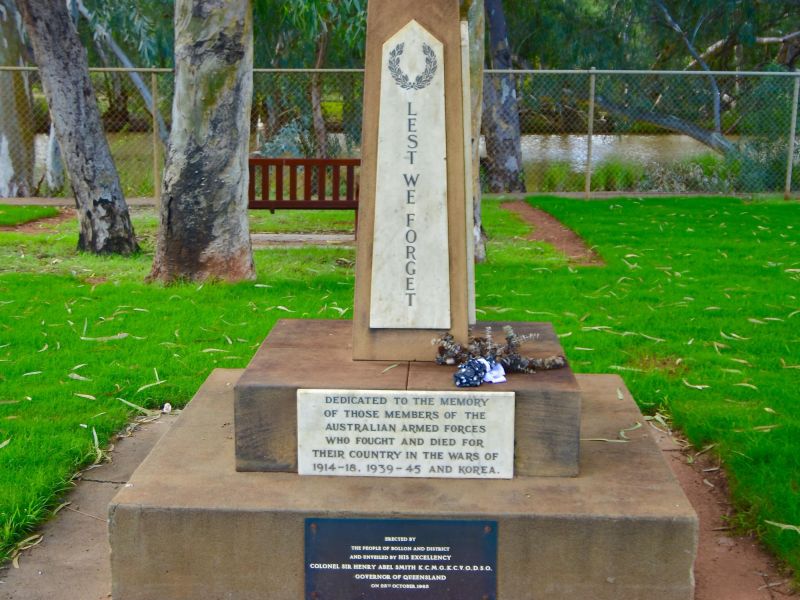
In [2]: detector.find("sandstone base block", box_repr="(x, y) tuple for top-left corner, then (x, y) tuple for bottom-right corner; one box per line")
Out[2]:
(235, 319), (582, 476)
(109, 368), (697, 600)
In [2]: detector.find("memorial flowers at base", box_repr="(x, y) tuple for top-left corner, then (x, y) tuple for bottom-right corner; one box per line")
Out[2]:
(434, 326), (567, 388)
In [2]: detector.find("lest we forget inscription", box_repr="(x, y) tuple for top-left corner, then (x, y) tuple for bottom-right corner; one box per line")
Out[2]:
(370, 20), (451, 329)
(297, 389), (515, 479)
(306, 518), (497, 599)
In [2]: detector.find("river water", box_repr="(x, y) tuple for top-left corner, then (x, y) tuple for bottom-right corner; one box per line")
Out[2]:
(485, 133), (718, 171)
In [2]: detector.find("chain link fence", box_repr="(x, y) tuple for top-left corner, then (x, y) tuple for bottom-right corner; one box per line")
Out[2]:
(1, 67), (797, 199)
(0, 66), (174, 199)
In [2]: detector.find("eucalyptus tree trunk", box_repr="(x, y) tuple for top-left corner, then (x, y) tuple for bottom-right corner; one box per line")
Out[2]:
(461, 0), (487, 261)
(482, 0), (525, 193)
(0, 0), (34, 198)
(149, 0), (255, 283)
(16, 0), (138, 254)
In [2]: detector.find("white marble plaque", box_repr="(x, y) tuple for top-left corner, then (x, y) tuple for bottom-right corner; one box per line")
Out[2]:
(370, 20), (451, 329)
(297, 389), (515, 479)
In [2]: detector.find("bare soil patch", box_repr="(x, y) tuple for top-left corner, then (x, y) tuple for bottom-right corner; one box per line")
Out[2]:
(0, 208), (75, 233)
(653, 430), (795, 599)
(501, 200), (603, 265)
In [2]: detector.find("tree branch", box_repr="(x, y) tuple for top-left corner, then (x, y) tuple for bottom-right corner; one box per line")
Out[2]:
(595, 94), (737, 157)
(653, 0), (722, 133)
(75, 0), (168, 146)
(687, 30), (800, 69)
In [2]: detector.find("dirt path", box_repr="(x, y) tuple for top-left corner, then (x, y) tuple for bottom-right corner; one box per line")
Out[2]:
(654, 430), (794, 598)
(501, 200), (603, 265)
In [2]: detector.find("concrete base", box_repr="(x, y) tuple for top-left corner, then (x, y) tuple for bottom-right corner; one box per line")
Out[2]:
(109, 369), (697, 600)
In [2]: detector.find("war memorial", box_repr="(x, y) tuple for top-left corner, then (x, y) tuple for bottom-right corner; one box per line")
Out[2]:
(108, 1), (698, 597)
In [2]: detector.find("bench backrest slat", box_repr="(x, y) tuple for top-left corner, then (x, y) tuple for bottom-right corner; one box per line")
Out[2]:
(332, 166), (341, 202)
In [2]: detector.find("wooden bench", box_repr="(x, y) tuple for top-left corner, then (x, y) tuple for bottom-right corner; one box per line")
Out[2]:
(247, 157), (361, 231)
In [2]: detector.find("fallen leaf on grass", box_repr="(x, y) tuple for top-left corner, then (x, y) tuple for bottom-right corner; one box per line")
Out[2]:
(37, 343), (48, 352)
(645, 413), (672, 433)
(91, 427), (104, 464)
(202, 348), (229, 353)
(136, 369), (165, 394)
(117, 397), (155, 415)
(74, 393), (96, 400)
(752, 424), (780, 432)
(780, 359), (800, 370)
(720, 331), (750, 341)
(734, 382), (758, 390)
(22, 371), (42, 377)
(80, 332), (129, 342)
(136, 380), (165, 393)
(765, 520), (800, 534)
(0, 438), (10, 450)
(682, 378), (710, 390)
(68, 373), (91, 381)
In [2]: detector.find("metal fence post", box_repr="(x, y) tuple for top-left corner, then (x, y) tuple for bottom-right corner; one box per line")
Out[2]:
(151, 71), (161, 206)
(785, 73), (799, 200)
(585, 67), (596, 199)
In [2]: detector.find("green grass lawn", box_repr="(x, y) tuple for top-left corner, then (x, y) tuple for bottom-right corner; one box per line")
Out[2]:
(0, 205), (59, 227)
(0, 196), (798, 576)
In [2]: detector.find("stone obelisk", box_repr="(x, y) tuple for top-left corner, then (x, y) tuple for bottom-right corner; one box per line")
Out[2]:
(353, 0), (470, 361)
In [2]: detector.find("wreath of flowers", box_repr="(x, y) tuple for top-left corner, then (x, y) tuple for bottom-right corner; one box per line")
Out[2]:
(434, 326), (568, 388)
(388, 42), (438, 91)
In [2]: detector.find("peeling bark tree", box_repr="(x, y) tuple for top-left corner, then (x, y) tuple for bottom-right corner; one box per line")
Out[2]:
(482, 0), (525, 193)
(45, 122), (65, 191)
(149, 0), (255, 283)
(17, 0), (138, 254)
(0, 0), (34, 198)
(461, 0), (487, 261)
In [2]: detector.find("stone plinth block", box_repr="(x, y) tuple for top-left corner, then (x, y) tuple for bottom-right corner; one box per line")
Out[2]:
(234, 319), (581, 477)
(109, 368), (697, 600)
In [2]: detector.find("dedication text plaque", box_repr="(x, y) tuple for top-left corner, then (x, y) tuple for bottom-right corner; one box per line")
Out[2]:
(297, 389), (515, 479)
(306, 518), (497, 599)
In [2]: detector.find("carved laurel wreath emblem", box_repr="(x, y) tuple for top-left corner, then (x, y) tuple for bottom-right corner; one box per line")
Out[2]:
(388, 42), (438, 90)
